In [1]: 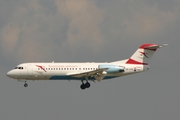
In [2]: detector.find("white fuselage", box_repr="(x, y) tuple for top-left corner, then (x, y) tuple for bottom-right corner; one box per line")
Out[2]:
(7, 62), (149, 81)
(6, 43), (166, 89)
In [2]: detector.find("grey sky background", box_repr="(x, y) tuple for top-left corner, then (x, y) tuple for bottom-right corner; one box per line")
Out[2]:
(0, 0), (180, 120)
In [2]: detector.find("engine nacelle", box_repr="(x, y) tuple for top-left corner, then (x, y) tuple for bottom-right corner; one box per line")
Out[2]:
(99, 64), (125, 73)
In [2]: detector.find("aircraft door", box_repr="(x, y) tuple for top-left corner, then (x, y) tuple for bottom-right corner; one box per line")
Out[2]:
(27, 64), (33, 77)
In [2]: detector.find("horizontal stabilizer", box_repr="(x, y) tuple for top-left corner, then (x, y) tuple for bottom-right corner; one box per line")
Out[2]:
(144, 44), (168, 49)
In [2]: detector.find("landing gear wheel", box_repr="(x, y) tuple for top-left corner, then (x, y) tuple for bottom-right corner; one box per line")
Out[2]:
(85, 82), (90, 88)
(80, 84), (86, 90)
(24, 83), (28, 87)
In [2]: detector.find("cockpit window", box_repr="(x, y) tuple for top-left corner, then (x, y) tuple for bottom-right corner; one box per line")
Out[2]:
(14, 67), (23, 69)
(19, 67), (23, 69)
(14, 67), (18, 69)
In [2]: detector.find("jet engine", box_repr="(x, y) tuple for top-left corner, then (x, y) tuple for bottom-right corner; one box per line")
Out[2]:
(99, 64), (125, 73)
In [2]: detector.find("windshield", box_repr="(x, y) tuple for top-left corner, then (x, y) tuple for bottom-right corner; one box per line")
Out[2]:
(14, 67), (23, 69)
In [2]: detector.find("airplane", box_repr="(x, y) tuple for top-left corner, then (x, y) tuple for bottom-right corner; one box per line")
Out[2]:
(7, 43), (168, 89)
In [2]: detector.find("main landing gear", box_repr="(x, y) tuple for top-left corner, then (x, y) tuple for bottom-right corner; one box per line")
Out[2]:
(80, 81), (90, 90)
(80, 78), (91, 90)
(80, 81), (91, 90)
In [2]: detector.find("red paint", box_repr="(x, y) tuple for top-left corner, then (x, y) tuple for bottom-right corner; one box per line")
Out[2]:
(139, 51), (148, 58)
(139, 44), (157, 51)
(36, 65), (47, 72)
(126, 59), (148, 65)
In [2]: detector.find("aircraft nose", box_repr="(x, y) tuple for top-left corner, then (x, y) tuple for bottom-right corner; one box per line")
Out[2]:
(7, 70), (16, 78)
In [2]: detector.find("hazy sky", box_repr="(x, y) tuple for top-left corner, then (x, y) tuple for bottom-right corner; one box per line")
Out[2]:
(0, 0), (180, 120)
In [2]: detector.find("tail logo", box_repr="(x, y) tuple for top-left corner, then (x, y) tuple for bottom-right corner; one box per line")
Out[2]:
(139, 51), (148, 58)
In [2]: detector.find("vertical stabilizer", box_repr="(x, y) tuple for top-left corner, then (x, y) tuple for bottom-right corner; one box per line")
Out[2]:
(126, 44), (167, 65)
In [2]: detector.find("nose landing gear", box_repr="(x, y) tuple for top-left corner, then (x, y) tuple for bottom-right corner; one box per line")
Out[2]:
(24, 82), (28, 87)
(18, 80), (28, 87)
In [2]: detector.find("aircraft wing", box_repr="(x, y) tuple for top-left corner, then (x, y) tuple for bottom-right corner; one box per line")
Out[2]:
(66, 68), (108, 78)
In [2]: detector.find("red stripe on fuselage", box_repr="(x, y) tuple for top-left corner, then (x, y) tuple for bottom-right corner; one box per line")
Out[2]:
(126, 59), (148, 65)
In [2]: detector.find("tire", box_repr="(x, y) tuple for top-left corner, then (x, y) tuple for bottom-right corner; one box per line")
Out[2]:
(80, 84), (86, 90)
(85, 82), (90, 88)
(24, 83), (28, 87)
